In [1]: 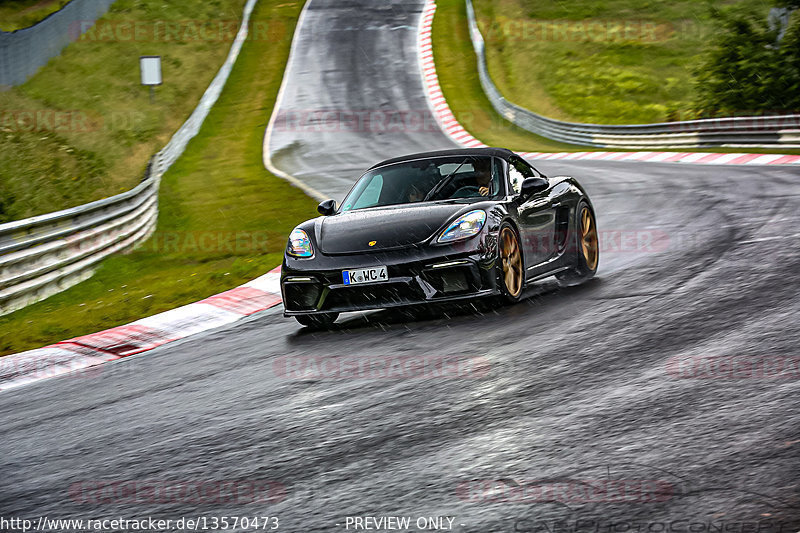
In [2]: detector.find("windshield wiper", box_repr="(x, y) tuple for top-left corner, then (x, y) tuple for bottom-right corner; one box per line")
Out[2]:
(423, 158), (469, 202)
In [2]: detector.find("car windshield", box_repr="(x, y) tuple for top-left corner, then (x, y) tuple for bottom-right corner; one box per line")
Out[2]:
(339, 155), (502, 212)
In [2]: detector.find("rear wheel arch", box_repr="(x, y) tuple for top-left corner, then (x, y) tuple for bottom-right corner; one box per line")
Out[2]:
(556, 199), (598, 286)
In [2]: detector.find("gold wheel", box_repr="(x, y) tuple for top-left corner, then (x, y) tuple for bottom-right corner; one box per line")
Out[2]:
(500, 226), (523, 298)
(580, 206), (599, 271)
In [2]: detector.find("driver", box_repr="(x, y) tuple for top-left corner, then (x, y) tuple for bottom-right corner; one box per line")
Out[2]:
(473, 158), (493, 196)
(407, 183), (424, 202)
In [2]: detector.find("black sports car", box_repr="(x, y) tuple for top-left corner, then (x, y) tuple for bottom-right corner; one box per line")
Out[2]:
(280, 148), (598, 327)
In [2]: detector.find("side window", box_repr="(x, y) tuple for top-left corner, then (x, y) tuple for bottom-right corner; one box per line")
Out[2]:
(352, 175), (383, 209)
(508, 158), (533, 194)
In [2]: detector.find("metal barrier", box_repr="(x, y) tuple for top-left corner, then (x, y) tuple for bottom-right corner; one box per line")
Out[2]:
(0, 0), (118, 87)
(465, 0), (800, 149)
(0, 0), (258, 316)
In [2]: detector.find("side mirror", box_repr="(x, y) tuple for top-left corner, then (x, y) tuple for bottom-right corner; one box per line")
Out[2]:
(317, 199), (337, 216)
(519, 177), (549, 198)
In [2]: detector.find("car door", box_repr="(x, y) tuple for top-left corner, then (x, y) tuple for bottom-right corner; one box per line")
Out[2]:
(509, 157), (558, 270)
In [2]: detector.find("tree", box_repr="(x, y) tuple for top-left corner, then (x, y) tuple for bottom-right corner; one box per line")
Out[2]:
(693, 6), (800, 115)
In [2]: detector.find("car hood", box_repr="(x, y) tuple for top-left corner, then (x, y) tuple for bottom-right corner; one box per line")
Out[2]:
(316, 203), (470, 254)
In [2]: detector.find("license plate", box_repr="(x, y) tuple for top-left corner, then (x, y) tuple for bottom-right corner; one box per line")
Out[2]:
(343, 266), (388, 285)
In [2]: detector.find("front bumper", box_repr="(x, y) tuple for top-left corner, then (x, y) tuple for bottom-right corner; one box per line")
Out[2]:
(281, 249), (499, 316)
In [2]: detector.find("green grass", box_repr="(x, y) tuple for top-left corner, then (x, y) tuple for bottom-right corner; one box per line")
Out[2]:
(0, 0), (70, 32)
(432, 0), (800, 155)
(0, 0), (318, 356)
(472, 0), (776, 124)
(432, 0), (584, 152)
(0, 0), (256, 222)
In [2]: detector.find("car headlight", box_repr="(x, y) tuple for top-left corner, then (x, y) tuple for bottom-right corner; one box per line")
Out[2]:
(287, 228), (314, 257)
(438, 210), (487, 243)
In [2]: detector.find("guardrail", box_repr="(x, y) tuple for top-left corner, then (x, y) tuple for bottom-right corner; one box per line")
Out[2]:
(465, 0), (800, 149)
(0, 0), (257, 316)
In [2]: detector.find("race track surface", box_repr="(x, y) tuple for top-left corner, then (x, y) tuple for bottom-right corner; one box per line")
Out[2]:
(266, 0), (457, 201)
(2, 0), (799, 530)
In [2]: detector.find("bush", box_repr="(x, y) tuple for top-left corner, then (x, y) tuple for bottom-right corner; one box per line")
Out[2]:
(694, 6), (800, 115)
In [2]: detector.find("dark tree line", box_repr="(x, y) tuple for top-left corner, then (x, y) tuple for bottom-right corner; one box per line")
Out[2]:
(694, 3), (800, 115)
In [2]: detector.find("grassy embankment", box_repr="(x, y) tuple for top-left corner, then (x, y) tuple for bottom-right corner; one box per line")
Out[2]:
(0, 0), (70, 32)
(0, 0), (318, 355)
(0, 0), (271, 221)
(472, 0), (776, 124)
(431, 0), (799, 154)
(431, 0), (581, 153)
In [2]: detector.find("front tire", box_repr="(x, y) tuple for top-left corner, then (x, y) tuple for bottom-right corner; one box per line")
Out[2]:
(556, 201), (598, 286)
(295, 313), (339, 329)
(498, 223), (524, 303)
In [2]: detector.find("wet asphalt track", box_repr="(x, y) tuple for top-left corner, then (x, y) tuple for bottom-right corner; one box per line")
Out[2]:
(266, 0), (459, 200)
(2, 0), (800, 531)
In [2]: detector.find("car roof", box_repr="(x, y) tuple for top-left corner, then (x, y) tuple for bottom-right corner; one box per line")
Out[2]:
(366, 147), (517, 170)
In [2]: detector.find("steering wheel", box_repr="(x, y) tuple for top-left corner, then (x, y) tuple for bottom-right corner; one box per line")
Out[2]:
(450, 185), (482, 198)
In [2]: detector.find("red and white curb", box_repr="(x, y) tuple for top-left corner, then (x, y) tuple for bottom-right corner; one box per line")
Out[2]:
(0, 266), (283, 392)
(419, 1), (485, 151)
(417, 1), (800, 166)
(518, 150), (800, 165)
